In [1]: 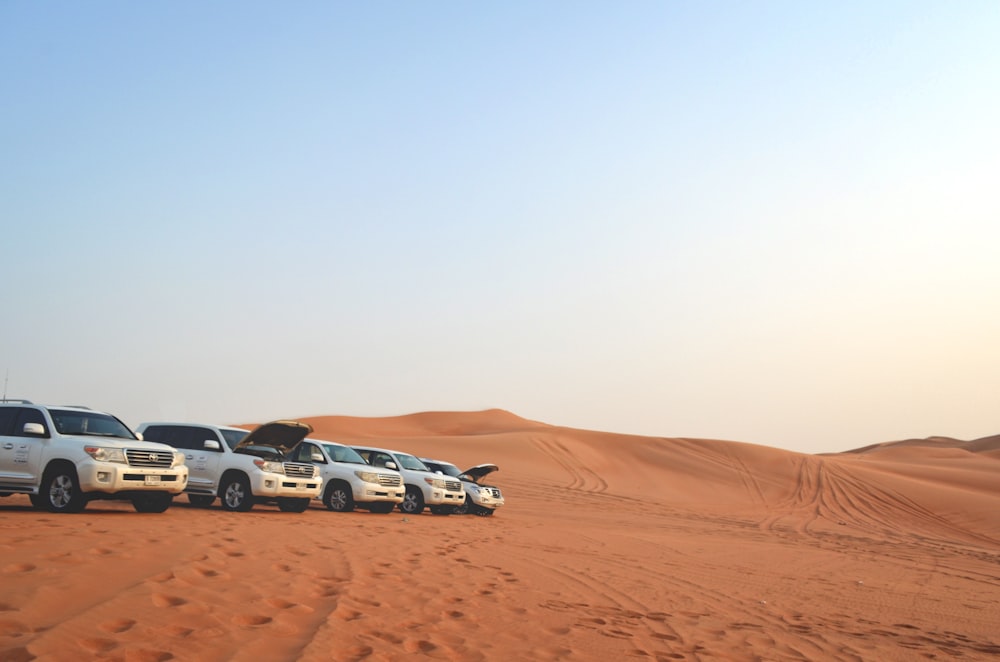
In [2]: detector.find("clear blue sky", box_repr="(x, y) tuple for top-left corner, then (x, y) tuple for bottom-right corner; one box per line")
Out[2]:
(3, 2), (998, 453)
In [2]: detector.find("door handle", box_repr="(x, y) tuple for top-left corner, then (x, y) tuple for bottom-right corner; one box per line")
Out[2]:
(2, 443), (13, 449)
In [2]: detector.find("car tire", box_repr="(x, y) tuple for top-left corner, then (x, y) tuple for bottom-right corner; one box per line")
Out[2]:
(324, 482), (354, 512)
(220, 475), (254, 512)
(40, 464), (88, 513)
(429, 505), (454, 515)
(188, 494), (215, 508)
(399, 486), (425, 515)
(132, 493), (173, 513)
(277, 497), (310, 513)
(367, 502), (395, 514)
(454, 500), (470, 515)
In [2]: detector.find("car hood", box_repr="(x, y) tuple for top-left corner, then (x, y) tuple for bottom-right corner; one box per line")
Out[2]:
(233, 420), (313, 453)
(460, 464), (499, 483)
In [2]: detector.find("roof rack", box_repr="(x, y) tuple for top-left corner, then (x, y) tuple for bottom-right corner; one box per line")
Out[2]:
(0, 398), (33, 404)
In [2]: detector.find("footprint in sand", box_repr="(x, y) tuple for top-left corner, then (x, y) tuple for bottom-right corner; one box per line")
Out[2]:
(193, 566), (221, 578)
(78, 637), (117, 653)
(404, 639), (437, 654)
(162, 625), (194, 638)
(119, 649), (173, 662)
(232, 614), (272, 626)
(2, 562), (36, 573)
(99, 618), (136, 634)
(151, 594), (187, 608)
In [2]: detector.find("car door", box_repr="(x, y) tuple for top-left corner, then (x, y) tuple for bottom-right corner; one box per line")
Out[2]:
(0, 407), (46, 486)
(180, 426), (225, 492)
(143, 425), (221, 493)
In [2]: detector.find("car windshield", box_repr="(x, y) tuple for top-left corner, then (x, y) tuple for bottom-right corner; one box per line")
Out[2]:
(221, 429), (250, 450)
(50, 409), (136, 439)
(323, 444), (366, 465)
(396, 452), (429, 471)
(433, 463), (462, 478)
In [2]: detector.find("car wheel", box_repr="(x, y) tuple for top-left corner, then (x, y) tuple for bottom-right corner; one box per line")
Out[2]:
(41, 465), (88, 513)
(399, 487), (424, 515)
(188, 494), (215, 508)
(221, 475), (253, 512)
(454, 500), (470, 515)
(132, 493), (173, 513)
(475, 507), (495, 517)
(28, 493), (48, 509)
(367, 501), (395, 514)
(324, 482), (354, 512)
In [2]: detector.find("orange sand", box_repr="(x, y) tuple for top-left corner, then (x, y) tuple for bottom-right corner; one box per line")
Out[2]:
(2, 409), (998, 661)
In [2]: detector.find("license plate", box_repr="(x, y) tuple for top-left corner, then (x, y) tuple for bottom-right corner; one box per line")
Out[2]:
(144, 475), (161, 486)
(297, 483), (307, 490)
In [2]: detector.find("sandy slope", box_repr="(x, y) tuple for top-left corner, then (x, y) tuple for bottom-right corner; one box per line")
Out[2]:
(2, 409), (998, 661)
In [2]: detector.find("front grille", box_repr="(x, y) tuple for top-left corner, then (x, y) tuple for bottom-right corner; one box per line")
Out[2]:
(445, 479), (463, 492)
(377, 474), (402, 487)
(283, 462), (314, 478)
(125, 449), (174, 468)
(488, 488), (502, 498)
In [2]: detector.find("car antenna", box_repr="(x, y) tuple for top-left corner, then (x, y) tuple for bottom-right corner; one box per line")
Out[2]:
(2, 369), (7, 402)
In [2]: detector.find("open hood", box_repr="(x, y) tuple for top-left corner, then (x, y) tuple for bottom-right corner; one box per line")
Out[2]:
(234, 420), (313, 453)
(460, 463), (499, 483)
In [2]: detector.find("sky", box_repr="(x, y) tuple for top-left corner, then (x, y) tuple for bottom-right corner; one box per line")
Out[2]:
(2, 2), (999, 454)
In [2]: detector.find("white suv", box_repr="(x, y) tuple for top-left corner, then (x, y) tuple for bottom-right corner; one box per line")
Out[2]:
(286, 439), (404, 513)
(0, 401), (188, 513)
(136, 420), (322, 512)
(352, 445), (465, 515)
(421, 458), (505, 517)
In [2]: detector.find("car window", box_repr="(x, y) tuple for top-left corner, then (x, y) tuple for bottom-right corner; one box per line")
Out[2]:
(49, 409), (134, 439)
(14, 408), (48, 437)
(143, 425), (218, 451)
(324, 444), (366, 465)
(292, 442), (323, 463)
(219, 429), (247, 450)
(0, 407), (20, 435)
(372, 452), (394, 468)
(395, 453), (428, 471)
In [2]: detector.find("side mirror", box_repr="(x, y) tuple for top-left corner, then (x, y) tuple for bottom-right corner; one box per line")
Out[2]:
(310, 451), (325, 462)
(385, 461), (398, 471)
(135, 432), (144, 441)
(435, 470), (443, 475)
(22, 422), (46, 436)
(204, 439), (221, 450)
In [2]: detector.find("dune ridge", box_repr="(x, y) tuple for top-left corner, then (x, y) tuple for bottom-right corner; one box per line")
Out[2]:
(3, 409), (998, 660)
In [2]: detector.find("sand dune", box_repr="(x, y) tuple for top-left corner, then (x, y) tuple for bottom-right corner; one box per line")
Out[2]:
(2, 409), (998, 660)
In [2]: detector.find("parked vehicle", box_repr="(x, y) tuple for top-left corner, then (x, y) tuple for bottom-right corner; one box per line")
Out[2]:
(351, 445), (465, 515)
(420, 458), (505, 517)
(286, 439), (404, 513)
(135, 420), (321, 512)
(0, 401), (188, 513)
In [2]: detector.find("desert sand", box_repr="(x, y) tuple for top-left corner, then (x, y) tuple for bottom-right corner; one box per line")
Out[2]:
(2, 409), (998, 661)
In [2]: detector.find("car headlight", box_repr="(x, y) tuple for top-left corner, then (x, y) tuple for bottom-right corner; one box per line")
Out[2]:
(172, 451), (185, 468)
(253, 459), (285, 474)
(84, 446), (127, 463)
(424, 477), (447, 489)
(355, 470), (380, 484)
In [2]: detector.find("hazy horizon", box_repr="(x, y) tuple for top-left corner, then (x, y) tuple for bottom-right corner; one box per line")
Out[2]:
(3, 2), (998, 454)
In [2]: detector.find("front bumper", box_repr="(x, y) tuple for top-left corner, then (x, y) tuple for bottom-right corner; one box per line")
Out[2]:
(424, 489), (466, 506)
(354, 483), (405, 504)
(249, 472), (322, 499)
(77, 461), (189, 495)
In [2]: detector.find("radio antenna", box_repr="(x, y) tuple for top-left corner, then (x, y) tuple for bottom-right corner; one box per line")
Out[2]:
(2, 369), (7, 402)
